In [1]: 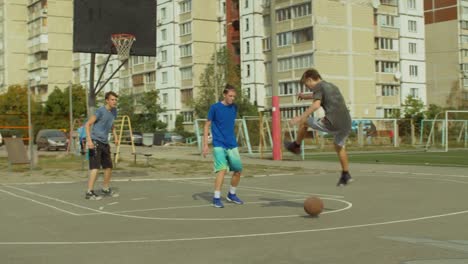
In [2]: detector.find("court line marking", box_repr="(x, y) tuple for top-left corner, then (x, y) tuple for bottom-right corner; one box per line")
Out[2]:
(78, 197), (345, 216)
(3, 185), (351, 221)
(0, 208), (467, 245)
(0, 188), (79, 216)
(172, 179), (345, 199)
(2, 170), (467, 186)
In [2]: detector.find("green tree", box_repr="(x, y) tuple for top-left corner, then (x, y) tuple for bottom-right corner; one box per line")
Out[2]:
(401, 95), (425, 121)
(192, 46), (258, 118)
(117, 90), (166, 132)
(424, 104), (445, 119)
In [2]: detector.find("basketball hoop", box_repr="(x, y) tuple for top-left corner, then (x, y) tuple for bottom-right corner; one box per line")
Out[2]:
(111, 33), (136, 61)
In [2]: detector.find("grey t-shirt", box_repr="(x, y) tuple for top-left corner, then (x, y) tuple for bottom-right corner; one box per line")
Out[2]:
(312, 81), (351, 132)
(91, 106), (117, 144)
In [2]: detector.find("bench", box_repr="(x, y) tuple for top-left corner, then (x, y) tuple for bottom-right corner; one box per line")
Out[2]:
(131, 152), (153, 166)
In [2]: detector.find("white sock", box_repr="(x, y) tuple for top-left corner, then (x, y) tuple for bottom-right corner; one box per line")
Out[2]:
(214, 191), (221, 198)
(229, 186), (236, 195)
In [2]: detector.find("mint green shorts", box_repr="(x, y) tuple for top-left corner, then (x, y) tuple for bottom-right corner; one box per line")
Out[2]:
(213, 147), (243, 173)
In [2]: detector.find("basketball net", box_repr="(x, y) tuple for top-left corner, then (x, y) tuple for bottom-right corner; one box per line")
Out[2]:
(111, 33), (136, 61)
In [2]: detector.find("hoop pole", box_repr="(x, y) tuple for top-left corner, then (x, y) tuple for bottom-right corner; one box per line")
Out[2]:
(445, 111), (448, 152)
(95, 58), (128, 95)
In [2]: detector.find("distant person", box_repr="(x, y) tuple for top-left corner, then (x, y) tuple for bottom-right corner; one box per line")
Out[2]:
(77, 119), (87, 155)
(84, 91), (119, 200)
(285, 68), (353, 186)
(203, 84), (244, 208)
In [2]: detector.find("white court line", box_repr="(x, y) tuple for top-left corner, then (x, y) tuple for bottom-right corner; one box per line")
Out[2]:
(174, 179), (344, 199)
(1, 208), (467, 246)
(106, 202), (119, 206)
(4, 183), (351, 221)
(0, 188), (79, 216)
(80, 198), (313, 215)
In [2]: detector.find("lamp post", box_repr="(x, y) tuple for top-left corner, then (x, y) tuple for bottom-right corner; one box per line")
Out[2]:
(28, 76), (40, 171)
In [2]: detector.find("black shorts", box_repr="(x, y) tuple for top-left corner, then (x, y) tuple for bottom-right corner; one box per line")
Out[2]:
(89, 140), (113, 170)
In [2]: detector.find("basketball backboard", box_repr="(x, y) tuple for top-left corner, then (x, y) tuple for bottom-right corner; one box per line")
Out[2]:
(73, 0), (156, 56)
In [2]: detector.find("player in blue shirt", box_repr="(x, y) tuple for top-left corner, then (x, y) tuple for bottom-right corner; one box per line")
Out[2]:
(203, 84), (244, 208)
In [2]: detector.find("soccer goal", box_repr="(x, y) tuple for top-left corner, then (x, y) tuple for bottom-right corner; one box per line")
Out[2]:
(424, 111), (468, 152)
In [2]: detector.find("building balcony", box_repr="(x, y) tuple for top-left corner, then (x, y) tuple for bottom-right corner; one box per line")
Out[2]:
(377, 95), (400, 106)
(29, 27), (48, 38)
(376, 72), (400, 84)
(375, 49), (399, 61)
(374, 26), (399, 38)
(29, 43), (48, 54)
(28, 60), (48, 70)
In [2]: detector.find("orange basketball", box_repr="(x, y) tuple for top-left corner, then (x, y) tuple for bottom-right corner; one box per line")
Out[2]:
(304, 196), (324, 216)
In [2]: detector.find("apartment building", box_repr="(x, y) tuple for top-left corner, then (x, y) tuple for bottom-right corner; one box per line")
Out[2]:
(156, 0), (220, 130)
(72, 53), (121, 96)
(28, 0), (73, 102)
(0, 0), (28, 92)
(425, 0), (468, 108)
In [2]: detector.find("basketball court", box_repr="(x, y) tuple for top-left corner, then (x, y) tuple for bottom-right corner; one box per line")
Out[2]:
(1, 162), (468, 263)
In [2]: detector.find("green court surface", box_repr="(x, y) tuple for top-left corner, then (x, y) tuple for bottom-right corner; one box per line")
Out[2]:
(1, 162), (468, 264)
(304, 150), (468, 167)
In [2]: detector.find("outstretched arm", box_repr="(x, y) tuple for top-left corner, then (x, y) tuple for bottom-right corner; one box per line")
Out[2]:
(289, 99), (321, 125)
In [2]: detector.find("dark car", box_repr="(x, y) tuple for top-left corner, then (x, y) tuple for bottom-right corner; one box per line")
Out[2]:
(124, 132), (143, 146)
(36, 129), (69, 151)
(163, 132), (184, 144)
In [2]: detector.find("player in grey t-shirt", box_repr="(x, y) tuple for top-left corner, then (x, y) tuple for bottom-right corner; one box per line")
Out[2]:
(84, 91), (119, 200)
(285, 68), (353, 186)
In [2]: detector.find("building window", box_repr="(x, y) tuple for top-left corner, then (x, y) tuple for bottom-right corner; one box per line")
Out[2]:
(409, 42), (416, 54)
(180, 44), (192, 57)
(180, 22), (192, 35)
(161, 29), (167, 41)
(409, 65), (418, 77)
(182, 111), (194, 123)
(378, 14), (396, 27)
(463, 78), (468, 87)
(407, 0), (416, 9)
(463, 49), (468, 57)
(278, 81), (304, 96)
(180, 67), (192, 80)
(262, 38), (271, 51)
(276, 8), (291, 22)
(145, 72), (156, 83)
(292, 3), (311, 18)
(462, 21), (468, 30)
(277, 32), (292, 47)
(162, 93), (168, 105)
(293, 27), (313, 44)
(179, 0), (192, 14)
(181, 88), (193, 103)
(381, 85), (398, 96)
(161, 7), (167, 19)
(376, 61), (398, 73)
(246, 41), (250, 54)
(410, 88), (419, 97)
(161, 50), (167, 62)
(245, 18), (249, 31)
(408, 20), (417, 33)
(161, 72), (168, 83)
(384, 108), (397, 118)
(246, 64), (250, 77)
(375, 37), (394, 50)
(132, 74), (144, 86)
(245, 0), (248, 8)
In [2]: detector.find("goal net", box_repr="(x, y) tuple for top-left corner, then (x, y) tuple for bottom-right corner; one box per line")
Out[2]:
(424, 111), (468, 152)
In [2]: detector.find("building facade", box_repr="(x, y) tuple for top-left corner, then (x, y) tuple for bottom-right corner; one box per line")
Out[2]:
(425, 0), (468, 108)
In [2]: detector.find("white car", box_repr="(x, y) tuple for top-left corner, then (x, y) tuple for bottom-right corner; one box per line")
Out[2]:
(0, 132), (3, 146)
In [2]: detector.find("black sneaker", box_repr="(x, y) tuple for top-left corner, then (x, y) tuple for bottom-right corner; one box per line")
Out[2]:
(101, 188), (119, 198)
(284, 141), (301, 155)
(337, 172), (353, 187)
(85, 190), (102, 200)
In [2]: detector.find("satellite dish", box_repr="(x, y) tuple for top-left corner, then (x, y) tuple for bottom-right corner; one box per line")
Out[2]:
(394, 71), (401, 80)
(372, 0), (380, 9)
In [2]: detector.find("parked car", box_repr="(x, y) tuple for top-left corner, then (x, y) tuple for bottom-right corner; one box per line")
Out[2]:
(124, 132), (143, 146)
(0, 132), (3, 146)
(36, 129), (69, 151)
(164, 132), (184, 143)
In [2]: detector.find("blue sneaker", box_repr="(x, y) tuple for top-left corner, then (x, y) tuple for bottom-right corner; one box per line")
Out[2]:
(212, 197), (224, 208)
(226, 193), (244, 205)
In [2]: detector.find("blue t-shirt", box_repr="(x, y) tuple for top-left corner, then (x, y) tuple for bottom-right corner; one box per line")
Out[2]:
(91, 106), (117, 144)
(207, 102), (238, 149)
